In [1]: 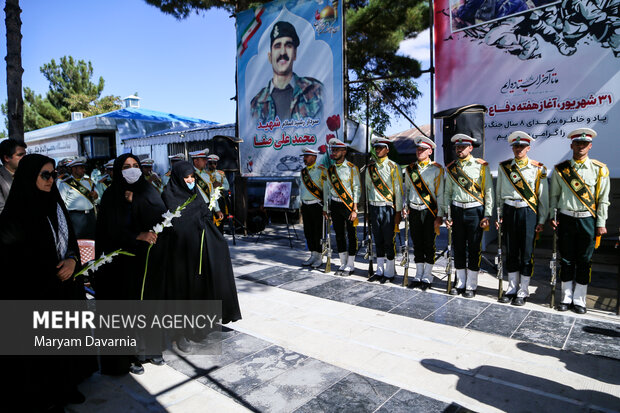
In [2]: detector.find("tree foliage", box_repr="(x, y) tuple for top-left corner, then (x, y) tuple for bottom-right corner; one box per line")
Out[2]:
(145, 0), (429, 134)
(2, 56), (121, 132)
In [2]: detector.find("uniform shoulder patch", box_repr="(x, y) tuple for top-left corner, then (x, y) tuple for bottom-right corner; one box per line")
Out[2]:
(529, 159), (543, 167)
(165, 171), (171, 176)
(217, 169), (225, 174)
(346, 161), (355, 168)
(317, 165), (326, 170)
(446, 160), (455, 168)
(476, 158), (488, 166)
(432, 162), (443, 169)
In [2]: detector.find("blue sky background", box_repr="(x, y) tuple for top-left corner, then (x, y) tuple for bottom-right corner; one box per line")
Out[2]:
(0, 0), (431, 136)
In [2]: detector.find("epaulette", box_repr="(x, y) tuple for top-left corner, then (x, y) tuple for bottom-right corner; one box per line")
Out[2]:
(500, 159), (512, 166)
(165, 171), (171, 176)
(217, 169), (225, 174)
(476, 158), (488, 166)
(446, 160), (455, 168)
(432, 162), (443, 168)
(530, 160), (543, 167)
(317, 165), (326, 170)
(347, 161), (355, 168)
(591, 159), (609, 177)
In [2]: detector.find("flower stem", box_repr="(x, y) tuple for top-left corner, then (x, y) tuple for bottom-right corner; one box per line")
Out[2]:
(140, 244), (153, 300)
(198, 229), (205, 275)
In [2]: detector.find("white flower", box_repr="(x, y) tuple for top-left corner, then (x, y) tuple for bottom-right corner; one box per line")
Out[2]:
(162, 217), (174, 228)
(153, 223), (164, 234)
(162, 210), (175, 221)
(101, 254), (114, 265)
(172, 210), (182, 218)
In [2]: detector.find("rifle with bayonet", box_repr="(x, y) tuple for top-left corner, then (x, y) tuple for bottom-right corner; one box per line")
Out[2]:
(364, 195), (374, 278)
(401, 206), (410, 287)
(550, 208), (558, 308)
(496, 206), (504, 301)
(322, 209), (332, 273)
(445, 208), (453, 294)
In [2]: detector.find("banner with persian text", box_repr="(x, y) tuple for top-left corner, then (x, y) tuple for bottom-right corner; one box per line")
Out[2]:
(236, 0), (344, 177)
(434, 0), (619, 176)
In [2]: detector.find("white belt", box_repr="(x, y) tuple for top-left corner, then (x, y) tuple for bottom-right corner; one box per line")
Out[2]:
(560, 209), (593, 218)
(370, 201), (393, 207)
(409, 203), (428, 211)
(452, 200), (482, 209)
(331, 196), (343, 203)
(302, 199), (321, 205)
(504, 199), (528, 208)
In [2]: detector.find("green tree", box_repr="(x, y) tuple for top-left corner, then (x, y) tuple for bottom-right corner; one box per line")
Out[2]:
(2, 56), (121, 132)
(144, 0), (429, 134)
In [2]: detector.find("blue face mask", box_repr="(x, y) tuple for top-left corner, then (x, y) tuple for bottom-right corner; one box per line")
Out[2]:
(186, 181), (196, 190)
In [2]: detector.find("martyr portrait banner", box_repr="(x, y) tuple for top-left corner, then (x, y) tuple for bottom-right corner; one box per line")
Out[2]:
(236, 0), (344, 177)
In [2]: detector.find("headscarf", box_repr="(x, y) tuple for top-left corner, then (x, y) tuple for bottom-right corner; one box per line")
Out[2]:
(96, 153), (166, 255)
(161, 161), (197, 208)
(0, 154), (66, 232)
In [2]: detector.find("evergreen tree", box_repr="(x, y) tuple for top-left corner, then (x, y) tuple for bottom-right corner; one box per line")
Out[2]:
(2, 56), (121, 132)
(144, 0), (429, 134)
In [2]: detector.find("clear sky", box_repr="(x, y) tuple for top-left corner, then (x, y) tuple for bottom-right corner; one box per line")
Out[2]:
(1, 0), (431, 136)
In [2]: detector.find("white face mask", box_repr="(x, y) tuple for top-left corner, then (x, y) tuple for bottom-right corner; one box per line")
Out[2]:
(122, 167), (142, 184)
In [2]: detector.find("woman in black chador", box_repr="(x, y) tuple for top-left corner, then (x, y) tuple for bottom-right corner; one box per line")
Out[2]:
(161, 161), (241, 350)
(95, 153), (167, 374)
(0, 154), (96, 412)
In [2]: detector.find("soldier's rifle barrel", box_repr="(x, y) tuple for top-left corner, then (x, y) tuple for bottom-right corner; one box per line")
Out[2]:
(550, 208), (558, 308)
(446, 208), (453, 294)
(496, 206), (503, 301)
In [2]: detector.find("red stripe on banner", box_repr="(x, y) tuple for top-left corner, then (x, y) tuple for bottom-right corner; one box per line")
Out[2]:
(240, 8), (265, 57)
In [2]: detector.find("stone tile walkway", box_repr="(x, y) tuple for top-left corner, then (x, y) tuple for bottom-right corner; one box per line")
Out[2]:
(236, 262), (620, 360)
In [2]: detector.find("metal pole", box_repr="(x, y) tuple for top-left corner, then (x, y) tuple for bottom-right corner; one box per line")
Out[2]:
(429, 0), (435, 142)
(342, 0), (348, 143)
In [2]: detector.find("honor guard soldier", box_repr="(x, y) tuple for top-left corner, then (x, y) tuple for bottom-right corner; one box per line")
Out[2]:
(58, 157), (98, 239)
(444, 134), (494, 297)
(365, 137), (403, 283)
(300, 148), (327, 268)
(190, 149), (224, 221)
(206, 154), (230, 232)
(403, 136), (444, 290)
(56, 158), (73, 181)
(550, 128), (610, 314)
(142, 158), (164, 193)
(163, 153), (185, 187)
(323, 138), (361, 276)
(496, 131), (549, 305)
(95, 159), (114, 199)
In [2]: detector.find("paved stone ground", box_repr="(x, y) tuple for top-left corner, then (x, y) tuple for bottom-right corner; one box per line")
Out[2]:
(69, 223), (620, 413)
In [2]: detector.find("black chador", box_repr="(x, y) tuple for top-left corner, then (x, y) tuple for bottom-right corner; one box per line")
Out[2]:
(161, 161), (241, 327)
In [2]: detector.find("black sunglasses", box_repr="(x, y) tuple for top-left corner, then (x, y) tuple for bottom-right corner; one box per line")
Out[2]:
(40, 171), (58, 181)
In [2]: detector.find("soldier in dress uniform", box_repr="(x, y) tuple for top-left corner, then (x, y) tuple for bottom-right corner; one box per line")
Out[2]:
(95, 159), (114, 199)
(190, 149), (224, 221)
(57, 158), (73, 181)
(444, 134), (494, 298)
(322, 138), (361, 276)
(403, 136), (444, 290)
(496, 131), (549, 306)
(206, 154), (230, 233)
(162, 153), (185, 187)
(142, 158), (164, 193)
(549, 128), (610, 314)
(299, 148), (327, 268)
(58, 157), (98, 239)
(365, 137), (403, 284)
